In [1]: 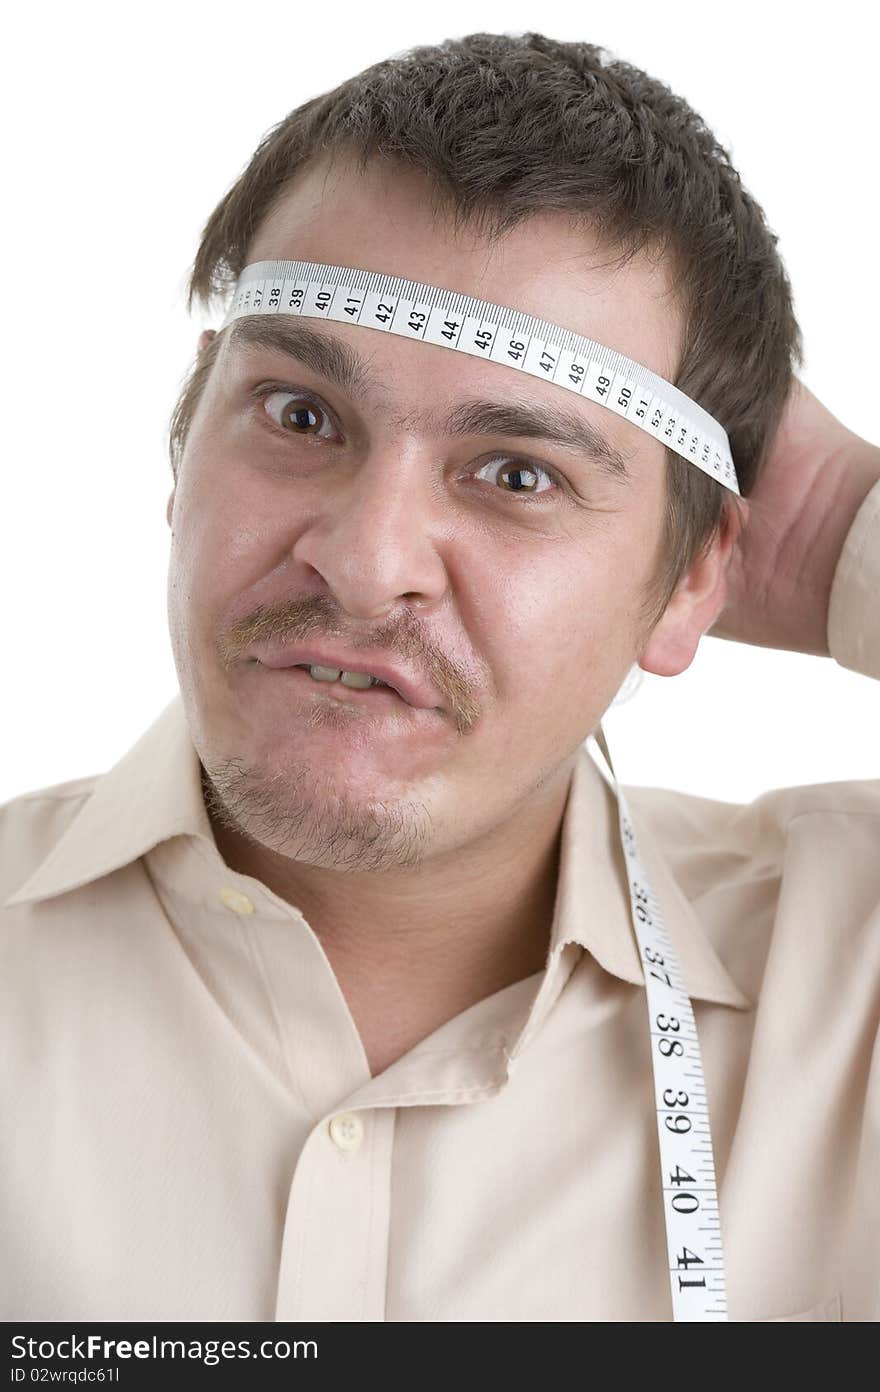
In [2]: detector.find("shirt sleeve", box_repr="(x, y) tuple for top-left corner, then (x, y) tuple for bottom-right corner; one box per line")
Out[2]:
(826, 475), (880, 682)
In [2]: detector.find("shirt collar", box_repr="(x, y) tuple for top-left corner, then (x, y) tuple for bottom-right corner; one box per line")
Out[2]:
(3, 693), (217, 910)
(3, 692), (751, 1011)
(543, 732), (751, 1010)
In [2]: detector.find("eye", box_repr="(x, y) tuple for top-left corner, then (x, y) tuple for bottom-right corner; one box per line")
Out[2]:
(251, 388), (568, 506)
(257, 387), (338, 440)
(472, 455), (562, 503)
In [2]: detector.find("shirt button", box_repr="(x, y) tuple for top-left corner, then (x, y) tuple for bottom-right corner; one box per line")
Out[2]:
(328, 1112), (364, 1153)
(219, 887), (255, 915)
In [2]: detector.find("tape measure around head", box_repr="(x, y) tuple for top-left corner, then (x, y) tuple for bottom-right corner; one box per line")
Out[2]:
(589, 722), (728, 1321)
(218, 259), (739, 495)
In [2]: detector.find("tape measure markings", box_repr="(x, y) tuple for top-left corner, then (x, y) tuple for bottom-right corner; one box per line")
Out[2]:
(221, 260), (739, 494)
(588, 736), (729, 1321)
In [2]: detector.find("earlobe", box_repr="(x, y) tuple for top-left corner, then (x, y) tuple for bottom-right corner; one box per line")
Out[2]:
(197, 328), (217, 354)
(638, 527), (731, 679)
(638, 607), (704, 679)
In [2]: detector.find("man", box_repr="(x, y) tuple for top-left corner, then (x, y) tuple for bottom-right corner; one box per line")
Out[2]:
(2, 32), (878, 1322)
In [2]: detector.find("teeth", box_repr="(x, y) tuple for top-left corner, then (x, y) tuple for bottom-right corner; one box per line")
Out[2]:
(301, 664), (388, 690)
(339, 670), (375, 689)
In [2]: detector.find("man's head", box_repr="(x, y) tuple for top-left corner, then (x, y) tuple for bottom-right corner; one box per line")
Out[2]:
(164, 32), (800, 875)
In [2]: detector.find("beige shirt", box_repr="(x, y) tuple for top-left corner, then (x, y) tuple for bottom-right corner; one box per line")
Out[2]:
(3, 480), (880, 1325)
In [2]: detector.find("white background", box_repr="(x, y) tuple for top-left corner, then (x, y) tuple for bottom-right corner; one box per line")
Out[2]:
(2, 0), (877, 803)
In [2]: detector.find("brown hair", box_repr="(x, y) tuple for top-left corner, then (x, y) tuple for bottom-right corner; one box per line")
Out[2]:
(168, 30), (803, 632)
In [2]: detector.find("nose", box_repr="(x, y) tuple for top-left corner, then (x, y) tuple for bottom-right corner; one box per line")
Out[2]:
(290, 446), (450, 619)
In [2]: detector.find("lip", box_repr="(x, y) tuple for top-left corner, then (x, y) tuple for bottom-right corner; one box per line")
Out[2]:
(252, 643), (442, 711)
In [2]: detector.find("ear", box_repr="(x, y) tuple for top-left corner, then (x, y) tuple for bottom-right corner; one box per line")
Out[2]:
(198, 328), (217, 354)
(166, 488), (175, 529)
(638, 497), (749, 677)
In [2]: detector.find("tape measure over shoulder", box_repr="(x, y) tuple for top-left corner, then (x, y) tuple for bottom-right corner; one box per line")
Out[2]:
(219, 257), (732, 1321)
(219, 259), (740, 495)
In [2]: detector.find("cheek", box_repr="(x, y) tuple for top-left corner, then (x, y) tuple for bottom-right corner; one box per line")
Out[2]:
(178, 452), (277, 570)
(167, 465), (273, 654)
(481, 542), (640, 713)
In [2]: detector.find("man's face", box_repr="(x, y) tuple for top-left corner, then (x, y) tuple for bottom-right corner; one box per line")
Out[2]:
(166, 151), (698, 874)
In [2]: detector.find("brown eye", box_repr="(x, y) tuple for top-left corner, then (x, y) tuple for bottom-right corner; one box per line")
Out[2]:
(497, 463), (541, 493)
(473, 455), (558, 501)
(279, 401), (323, 434)
(261, 390), (334, 438)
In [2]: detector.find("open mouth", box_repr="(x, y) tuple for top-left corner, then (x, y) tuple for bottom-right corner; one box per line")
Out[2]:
(259, 662), (408, 707)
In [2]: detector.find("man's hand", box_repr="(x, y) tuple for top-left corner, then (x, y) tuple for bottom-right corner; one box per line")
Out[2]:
(709, 378), (880, 656)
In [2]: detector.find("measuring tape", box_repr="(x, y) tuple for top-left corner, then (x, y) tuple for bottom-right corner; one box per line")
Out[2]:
(219, 257), (731, 1319)
(219, 259), (739, 494)
(589, 724), (727, 1320)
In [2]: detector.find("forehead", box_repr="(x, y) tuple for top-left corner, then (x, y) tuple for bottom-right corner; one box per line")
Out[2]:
(245, 150), (685, 386)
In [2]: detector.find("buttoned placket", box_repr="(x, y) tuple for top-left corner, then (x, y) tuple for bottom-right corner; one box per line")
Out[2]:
(207, 861), (584, 1321)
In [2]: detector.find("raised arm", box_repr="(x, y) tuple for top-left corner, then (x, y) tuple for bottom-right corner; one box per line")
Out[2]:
(709, 378), (880, 664)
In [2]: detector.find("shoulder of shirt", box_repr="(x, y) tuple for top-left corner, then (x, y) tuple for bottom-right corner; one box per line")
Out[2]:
(625, 775), (880, 825)
(622, 775), (880, 901)
(0, 693), (212, 913)
(0, 774), (101, 907)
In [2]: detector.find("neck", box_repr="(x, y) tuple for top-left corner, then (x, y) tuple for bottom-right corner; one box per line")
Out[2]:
(205, 761), (576, 1075)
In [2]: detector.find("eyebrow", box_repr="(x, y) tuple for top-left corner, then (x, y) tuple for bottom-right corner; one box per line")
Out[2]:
(225, 315), (634, 487)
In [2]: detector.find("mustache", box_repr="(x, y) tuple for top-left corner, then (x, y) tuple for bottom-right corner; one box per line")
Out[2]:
(215, 594), (480, 734)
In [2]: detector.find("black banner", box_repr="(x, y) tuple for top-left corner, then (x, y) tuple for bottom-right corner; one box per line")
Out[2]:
(3, 1322), (550, 1386)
